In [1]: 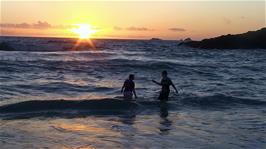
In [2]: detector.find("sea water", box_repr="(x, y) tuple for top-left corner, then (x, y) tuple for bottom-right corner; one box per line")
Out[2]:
(0, 37), (265, 148)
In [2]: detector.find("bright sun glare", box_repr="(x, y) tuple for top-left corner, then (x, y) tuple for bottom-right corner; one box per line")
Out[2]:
(71, 24), (96, 39)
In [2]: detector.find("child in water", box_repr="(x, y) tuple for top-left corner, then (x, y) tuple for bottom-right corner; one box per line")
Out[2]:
(152, 70), (178, 101)
(121, 74), (138, 100)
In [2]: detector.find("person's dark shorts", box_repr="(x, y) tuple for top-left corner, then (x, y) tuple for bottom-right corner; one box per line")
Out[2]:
(158, 90), (170, 101)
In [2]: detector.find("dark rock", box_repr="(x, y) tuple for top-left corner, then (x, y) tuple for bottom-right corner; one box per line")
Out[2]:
(184, 38), (192, 42)
(150, 38), (162, 41)
(181, 28), (266, 49)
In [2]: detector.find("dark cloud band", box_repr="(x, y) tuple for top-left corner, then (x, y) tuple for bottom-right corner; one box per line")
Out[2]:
(0, 21), (72, 29)
(114, 26), (154, 31)
(169, 28), (186, 32)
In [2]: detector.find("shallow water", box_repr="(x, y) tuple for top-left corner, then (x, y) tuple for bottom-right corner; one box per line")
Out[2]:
(0, 37), (266, 148)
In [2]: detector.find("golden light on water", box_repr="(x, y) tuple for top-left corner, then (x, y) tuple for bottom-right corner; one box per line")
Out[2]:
(71, 24), (97, 39)
(56, 123), (106, 133)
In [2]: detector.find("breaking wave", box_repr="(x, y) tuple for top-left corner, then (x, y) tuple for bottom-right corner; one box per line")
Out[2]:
(1, 95), (265, 119)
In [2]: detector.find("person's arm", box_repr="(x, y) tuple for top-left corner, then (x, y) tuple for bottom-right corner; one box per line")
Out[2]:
(133, 82), (137, 98)
(121, 82), (125, 93)
(172, 84), (178, 93)
(133, 89), (137, 98)
(152, 80), (162, 86)
(170, 80), (178, 93)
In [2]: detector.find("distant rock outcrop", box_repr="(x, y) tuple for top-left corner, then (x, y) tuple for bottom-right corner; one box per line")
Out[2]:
(183, 38), (192, 42)
(150, 38), (162, 41)
(178, 38), (192, 44)
(180, 28), (266, 49)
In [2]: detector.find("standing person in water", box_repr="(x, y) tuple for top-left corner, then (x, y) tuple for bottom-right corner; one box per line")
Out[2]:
(152, 70), (178, 101)
(121, 74), (138, 100)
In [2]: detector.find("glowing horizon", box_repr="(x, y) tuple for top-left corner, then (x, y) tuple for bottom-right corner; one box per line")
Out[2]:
(0, 1), (265, 40)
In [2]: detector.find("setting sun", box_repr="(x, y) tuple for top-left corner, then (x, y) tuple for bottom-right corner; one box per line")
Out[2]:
(71, 24), (96, 39)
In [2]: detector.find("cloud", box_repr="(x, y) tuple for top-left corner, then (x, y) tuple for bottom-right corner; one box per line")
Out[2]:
(33, 21), (51, 29)
(0, 23), (31, 29)
(126, 26), (154, 31)
(222, 17), (231, 25)
(113, 26), (154, 31)
(113, 26), (123, 31)
(0, 21), (70, 29)
(168, 28), (186, 32)
(240, 16), (246, 20)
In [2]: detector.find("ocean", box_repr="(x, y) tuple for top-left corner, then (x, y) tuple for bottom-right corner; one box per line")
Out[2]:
(0, 36), (265, 149)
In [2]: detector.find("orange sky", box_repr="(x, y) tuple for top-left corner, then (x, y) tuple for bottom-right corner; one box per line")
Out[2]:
(0, 0), (265, 40)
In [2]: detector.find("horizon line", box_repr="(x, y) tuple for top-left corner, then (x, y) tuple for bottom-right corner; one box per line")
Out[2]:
(0, 35), (181, 41)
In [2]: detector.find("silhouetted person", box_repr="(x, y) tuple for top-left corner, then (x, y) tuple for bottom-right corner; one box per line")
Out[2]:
(121, 74), (137, 100)
(152, 70), (178, 101)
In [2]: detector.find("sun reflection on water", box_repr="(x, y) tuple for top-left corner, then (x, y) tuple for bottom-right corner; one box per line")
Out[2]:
(54, 123), (106, 133)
